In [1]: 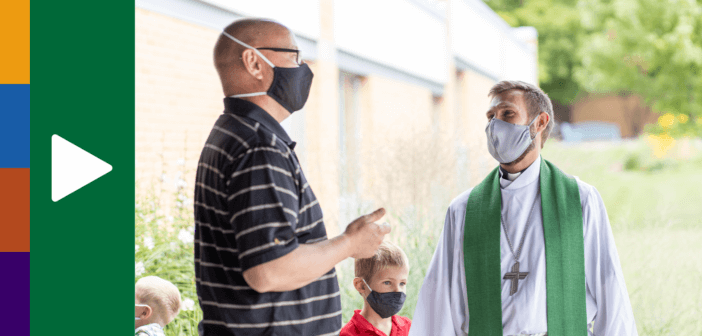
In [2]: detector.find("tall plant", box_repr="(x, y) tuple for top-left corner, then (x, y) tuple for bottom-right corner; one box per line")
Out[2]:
(574, 0), (702, 138)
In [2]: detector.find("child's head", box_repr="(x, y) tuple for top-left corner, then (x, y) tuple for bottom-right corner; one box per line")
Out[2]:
(353, 241), (410, 318)
(135, 276), (182, 328)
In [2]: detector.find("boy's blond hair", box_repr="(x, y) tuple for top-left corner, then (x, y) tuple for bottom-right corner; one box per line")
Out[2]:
(135, 276), (182, 324)
(355, 241), (409, 282)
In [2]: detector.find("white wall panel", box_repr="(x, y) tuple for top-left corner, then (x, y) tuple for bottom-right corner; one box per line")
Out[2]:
(451, 0), (537, 85)
(150, 0), (538, 89)
(199, 0), (321, 40)
(334, 0), (447, 84)
(450, 0), (502, 78)
(502, 37), (537, 84)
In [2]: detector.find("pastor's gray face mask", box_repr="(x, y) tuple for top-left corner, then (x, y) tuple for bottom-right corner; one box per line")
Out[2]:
(485, 115), (539, 164)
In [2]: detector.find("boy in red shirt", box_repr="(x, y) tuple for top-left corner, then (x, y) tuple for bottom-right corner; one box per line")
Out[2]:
(341, 241), (411, 336)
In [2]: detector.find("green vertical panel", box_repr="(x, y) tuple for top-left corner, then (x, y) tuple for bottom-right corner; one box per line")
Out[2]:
(31, 1), (134, 334)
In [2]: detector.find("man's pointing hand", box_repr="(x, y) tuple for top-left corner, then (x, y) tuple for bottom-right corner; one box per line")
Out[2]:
(344, 208), (391, 259)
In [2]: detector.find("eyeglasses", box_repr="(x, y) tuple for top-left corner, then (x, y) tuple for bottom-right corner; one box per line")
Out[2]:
(257, 47), (302, 65)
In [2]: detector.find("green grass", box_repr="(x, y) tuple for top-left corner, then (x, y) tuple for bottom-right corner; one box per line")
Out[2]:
(542, 140), (702, 231)
(136, 138), (702, 335)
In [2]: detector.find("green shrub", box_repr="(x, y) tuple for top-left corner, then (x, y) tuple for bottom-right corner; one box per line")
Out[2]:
(136, 177), (201, 335)
(623, 152), (642, 171)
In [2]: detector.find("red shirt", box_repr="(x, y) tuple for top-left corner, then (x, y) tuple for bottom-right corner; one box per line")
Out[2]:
(340, 310), (412, 336)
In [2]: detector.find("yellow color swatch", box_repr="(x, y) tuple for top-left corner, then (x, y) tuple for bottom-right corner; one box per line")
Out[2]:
(0, 1), (29, 84)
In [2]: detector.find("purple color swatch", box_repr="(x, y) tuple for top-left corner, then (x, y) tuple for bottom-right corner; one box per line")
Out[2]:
(0, 252), (29, 335)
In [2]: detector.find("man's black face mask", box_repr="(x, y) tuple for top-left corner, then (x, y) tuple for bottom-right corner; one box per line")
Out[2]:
(223, 31), (314, 113)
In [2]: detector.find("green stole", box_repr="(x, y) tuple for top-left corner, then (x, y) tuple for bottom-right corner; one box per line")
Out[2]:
(463, 158), (587, 335)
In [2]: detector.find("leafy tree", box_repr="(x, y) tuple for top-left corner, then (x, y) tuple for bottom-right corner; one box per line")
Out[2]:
(574, 0), (702, 137)
(484, 0), (587, 106)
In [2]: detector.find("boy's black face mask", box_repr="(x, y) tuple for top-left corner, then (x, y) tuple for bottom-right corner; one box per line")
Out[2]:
(363, 279), (406, 319)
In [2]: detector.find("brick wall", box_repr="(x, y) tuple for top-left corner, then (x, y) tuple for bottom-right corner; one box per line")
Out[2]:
(136, 8), (224, 213)
(355, 74), (449, 217)
(457, 69), (498, 187)
(571, 94), (657, 138)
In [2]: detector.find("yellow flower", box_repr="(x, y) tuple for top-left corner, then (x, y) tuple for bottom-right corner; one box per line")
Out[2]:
(647, 133), (676, 158)
(677, 114), (689, 124)
(658, 113), (675, 128)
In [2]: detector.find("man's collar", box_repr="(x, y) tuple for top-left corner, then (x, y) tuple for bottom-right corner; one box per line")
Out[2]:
(500, 155), (541, 190)
(223, 97), (296, 149)
(499, 166), (522, 181)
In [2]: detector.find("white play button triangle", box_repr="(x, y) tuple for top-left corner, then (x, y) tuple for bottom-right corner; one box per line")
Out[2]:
(51, 134), (113, 202)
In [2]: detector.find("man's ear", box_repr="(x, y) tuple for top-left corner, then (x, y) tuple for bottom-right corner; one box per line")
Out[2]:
(535, 111), (550, 148)
(135, 304), (152, 320)
(241, 49), (265, 80)
(537, 111), (549, 133)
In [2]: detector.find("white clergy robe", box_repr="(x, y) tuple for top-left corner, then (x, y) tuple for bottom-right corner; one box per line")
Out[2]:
(409, 156), (638, 336)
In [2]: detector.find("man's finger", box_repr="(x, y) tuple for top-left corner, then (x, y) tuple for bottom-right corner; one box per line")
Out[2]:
(378, 222), (391, 234)
(365, 208), (386, 222)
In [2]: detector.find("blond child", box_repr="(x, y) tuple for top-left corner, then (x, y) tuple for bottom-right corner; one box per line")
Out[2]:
(341, 241), (411, 336)
(135, 276), (182, 336)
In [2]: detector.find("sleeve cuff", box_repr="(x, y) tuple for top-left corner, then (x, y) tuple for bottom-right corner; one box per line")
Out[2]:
(239, 238), (299, 272)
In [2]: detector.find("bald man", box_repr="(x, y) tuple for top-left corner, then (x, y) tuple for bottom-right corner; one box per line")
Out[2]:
(194, 19), (390, 336)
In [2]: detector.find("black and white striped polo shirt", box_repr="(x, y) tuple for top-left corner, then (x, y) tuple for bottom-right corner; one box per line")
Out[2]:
(194, 98), (341, 336)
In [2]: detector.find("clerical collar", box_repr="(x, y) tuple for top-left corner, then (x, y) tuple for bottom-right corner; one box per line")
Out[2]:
(223, 97), (296, 149)
(499, 167), (523, 181)
(500, 156), (542, 190)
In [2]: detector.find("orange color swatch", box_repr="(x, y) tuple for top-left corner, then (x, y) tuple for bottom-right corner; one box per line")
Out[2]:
(0, 1), (30, 84)
(0, 169), (30, 251)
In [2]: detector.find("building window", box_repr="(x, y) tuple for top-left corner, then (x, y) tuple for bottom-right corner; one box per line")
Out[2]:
(338, 71), (365, 228)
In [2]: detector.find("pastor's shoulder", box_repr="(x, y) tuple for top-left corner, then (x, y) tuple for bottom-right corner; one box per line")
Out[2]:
(571, 176), (600, 208)
(547, 159), (599, 208)
(448, 188), (474, 214)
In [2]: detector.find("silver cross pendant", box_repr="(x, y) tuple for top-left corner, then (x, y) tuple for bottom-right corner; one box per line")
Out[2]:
(503, 262), (529, 295)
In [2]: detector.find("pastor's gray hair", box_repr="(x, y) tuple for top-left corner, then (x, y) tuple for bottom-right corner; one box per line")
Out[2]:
(488, 80), (554, 146)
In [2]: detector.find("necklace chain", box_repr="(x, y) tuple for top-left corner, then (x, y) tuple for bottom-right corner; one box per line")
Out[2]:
(500, 191), (540, 262)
